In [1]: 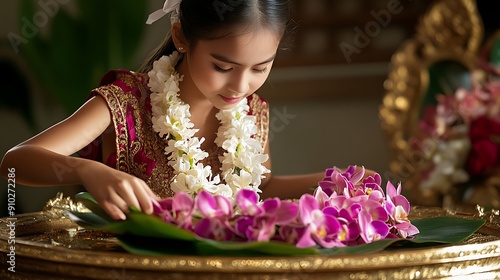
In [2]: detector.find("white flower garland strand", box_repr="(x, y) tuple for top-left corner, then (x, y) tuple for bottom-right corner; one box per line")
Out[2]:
(148, 51), (269, 198)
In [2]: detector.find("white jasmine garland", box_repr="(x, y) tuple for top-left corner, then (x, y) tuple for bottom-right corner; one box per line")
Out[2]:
(148, 51), (269, 198)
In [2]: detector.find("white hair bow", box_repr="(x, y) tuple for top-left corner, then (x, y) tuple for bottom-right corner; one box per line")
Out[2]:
(146, 0), (181, 25)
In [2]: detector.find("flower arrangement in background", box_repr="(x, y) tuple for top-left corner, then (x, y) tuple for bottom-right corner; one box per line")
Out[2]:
(151, 166), (419, 248)
(412, 67), (500, 200)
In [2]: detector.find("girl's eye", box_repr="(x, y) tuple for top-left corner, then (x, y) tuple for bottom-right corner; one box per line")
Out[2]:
(253, 67), (268, 74)
(213, 64), (232, 73)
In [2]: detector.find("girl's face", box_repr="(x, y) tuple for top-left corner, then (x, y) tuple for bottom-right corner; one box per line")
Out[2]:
(183, 28), (280, 110)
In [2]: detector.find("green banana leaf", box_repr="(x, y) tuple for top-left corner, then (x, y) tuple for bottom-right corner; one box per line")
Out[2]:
(68, 192), (486, 256)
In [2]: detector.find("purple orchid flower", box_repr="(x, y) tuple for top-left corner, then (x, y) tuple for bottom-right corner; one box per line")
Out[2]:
(192, 190), (234, 241)
(322, 206), (360, 245)
(336, 208), (361, 244)
(313, 186), (348, 212)
(235, 215), (277, 241)
(393, 219), (420, 238)
(152, 197), (173, 218)
(385, 181), (420, 238)
(319, 165), (364, 196)
(172, 191), (195, 229)
(359, 199), (389, 222)
(342, 165), (365, 182)
(262, 198), (299, 225)
(235, 189), (262, 216)
(361, 172), (382, 190)
(152, 191), (194, 229)
(318, 168), (346, 196)
(194, 217), (234, 241)
(296, 194), (343, 248)
(278, 225), (307, 245)
(234, 192), (299, 242)
(358, 173), (385, 202)
(385, 182), (410, 217)
(195, 190), (232, 220)
(358, 209), (390, 243)
(385, 181), (411, 223)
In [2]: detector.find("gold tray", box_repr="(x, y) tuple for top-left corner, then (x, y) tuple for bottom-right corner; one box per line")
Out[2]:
(1, 204), (500, 279)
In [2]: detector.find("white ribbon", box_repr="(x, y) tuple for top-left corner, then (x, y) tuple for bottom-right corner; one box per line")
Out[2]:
(146, 0), (182, 25)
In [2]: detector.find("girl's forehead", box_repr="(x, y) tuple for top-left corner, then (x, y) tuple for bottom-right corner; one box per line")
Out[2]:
(195, 29), (280, 64)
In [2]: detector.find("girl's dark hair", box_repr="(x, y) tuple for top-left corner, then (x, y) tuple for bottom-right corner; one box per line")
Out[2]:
(138, 0), (293, 73)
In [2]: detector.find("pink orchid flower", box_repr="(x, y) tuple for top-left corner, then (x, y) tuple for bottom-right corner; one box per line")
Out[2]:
(318, 166), (364, 196)
(323, 207), (360, 245)
(193, 190), (234, 241)
(385, 182), (411, 221)
(235, 194), (299, 242)
(235, 215), (277, 242)
(235, 188), (262, 216)
(296, 194), (342, 248)
(360, 173), (385, 202)
(358, 209), (389, 243)
(194, 217), (234, 241)
(393, 219), (420, 239)
(152, 191), (194, 229)
(195, 190), (232, 220)
(385, 182), (420, 238)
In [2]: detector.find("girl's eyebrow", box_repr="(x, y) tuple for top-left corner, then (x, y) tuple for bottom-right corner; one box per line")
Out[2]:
(210, 53), (276, 66)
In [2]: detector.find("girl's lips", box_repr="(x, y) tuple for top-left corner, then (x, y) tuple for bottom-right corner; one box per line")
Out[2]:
(220, 95), (242, 104)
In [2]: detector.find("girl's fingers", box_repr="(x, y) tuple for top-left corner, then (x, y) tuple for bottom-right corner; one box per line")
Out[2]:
(115, 183), (142, 213)
(101, 199), (127, 221)
(114, 178), (155, 215)
(135, 181), (155, 215)
(95, 175), (158, 219)
(110, 191), (132, 212)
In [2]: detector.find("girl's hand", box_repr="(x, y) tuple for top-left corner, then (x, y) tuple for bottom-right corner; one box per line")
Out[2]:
(79, 161), (158, 220)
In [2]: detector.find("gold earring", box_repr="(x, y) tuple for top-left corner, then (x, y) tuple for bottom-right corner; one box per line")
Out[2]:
(178, 47), (184, 52)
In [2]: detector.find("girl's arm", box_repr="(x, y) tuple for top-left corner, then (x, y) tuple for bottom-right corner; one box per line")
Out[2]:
(1, 96), (110, 186)
(261, 172), (324, 200)
(0, 96), (156, 220)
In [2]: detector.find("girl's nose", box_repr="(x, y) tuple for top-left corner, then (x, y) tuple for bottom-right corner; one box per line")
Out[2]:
(228, 72), (250, 94)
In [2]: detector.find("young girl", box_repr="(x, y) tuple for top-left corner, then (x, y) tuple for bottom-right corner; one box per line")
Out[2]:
(0, 0), (336, 220)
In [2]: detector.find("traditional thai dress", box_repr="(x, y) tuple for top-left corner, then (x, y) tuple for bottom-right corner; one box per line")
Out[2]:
(79, 70), (269, 198)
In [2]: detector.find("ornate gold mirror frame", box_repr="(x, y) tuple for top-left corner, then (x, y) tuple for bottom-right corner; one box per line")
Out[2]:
(379, 0), (484, 206)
